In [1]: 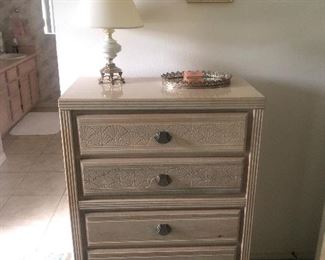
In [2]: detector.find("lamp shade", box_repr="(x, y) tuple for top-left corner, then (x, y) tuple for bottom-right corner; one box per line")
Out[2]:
(81, 0), (143, 29)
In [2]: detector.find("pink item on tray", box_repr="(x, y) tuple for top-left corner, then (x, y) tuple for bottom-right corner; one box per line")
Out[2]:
(183, 71), (204, 83)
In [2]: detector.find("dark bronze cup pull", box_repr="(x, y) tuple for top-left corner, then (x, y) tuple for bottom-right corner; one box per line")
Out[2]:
(157, 174), (172, 187)
(154, 131), (172, 144)
(156, 224), (171, 236)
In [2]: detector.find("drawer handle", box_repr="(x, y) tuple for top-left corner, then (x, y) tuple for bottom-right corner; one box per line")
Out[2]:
(157, 174), (172, 187)
(156, 224), (172, 236)
(154, 131), (172, 144)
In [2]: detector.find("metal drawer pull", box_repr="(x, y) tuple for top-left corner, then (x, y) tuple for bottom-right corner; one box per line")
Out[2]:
(154, 131), (172, 144)
(156, 224), (172, 236)
(156, 174), (172, 187)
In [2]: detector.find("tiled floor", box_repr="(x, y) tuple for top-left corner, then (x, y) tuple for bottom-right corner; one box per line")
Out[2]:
(0, 133), (73, 260)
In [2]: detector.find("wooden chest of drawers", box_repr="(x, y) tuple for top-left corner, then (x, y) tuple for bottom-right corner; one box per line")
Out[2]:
(59, 77), (264, 260)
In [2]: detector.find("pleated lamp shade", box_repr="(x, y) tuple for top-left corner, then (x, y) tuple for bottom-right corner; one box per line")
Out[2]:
(81, 0), (143, 29)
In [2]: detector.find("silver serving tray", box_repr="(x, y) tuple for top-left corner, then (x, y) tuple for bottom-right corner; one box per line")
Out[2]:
(161, 71), (232, 89)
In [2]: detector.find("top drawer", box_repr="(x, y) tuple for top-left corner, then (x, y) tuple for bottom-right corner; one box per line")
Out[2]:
(77, 113), (248, 156)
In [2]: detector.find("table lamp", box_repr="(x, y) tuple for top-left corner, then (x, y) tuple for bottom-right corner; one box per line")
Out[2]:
(83, 0), (143, 85)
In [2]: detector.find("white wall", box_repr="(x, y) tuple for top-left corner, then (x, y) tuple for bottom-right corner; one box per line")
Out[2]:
(53, 0), (325, 258)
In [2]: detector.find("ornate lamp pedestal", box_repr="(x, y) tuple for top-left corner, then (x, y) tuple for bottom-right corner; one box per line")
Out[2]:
(99, 29), (125, 85)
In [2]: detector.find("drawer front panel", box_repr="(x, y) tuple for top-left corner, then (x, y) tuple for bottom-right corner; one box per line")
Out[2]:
(6, 67), (18, 82)
(10, 95), (23, 122)
(29, 70), (39, 105)
(88, 246), (237, 260)
(0, 73), (6, 91)
(81, 157), (245, 197)
(85, 209), (241, 248)
(8, 81), (19, 97)
(20, 77), (32, 112)
(77, 113), (248, 156)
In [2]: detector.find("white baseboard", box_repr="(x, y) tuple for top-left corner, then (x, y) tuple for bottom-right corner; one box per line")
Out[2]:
(0, 152), (6, 166)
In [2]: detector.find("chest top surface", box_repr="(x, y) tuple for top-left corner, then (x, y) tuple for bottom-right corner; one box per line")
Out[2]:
(59, 77), (264, 110)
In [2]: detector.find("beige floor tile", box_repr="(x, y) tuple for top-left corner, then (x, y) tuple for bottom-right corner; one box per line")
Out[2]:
(49, 132), (62, 141)
(0, 196), (9, 210)
(13, 173), (66, 196)
(5, 134), (52, 141)
(29, 154), (65, 173)
(43, 139), (63, 154)
(0, 154), (38, 173)
(2, 137), (13, 150)
(4, 138), (50, 155)
(0, 225), (46, 260)
(31, 251), (73, 260)
(0, 195), (61, 227)
(0, 134), (69, 260)
(36, 196), (73, 255)
(0, 174), (25, 195)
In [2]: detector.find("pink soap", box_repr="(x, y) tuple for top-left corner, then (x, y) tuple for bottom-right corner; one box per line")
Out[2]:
(183, 71), (204, 82)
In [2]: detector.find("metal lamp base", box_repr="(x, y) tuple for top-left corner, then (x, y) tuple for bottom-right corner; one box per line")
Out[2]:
(98, 29), (125, 86)
(99, 63), (125, 85)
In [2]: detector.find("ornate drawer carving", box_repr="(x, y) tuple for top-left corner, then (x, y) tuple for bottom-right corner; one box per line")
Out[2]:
(85, 209), (241, 248)
(77, 113), (248, 156)
(88, 246), (237, 260)
(80, 157), (245, 197)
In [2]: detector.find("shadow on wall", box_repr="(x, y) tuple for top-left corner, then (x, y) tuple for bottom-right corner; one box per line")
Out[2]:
(137, 2), (325, 258)
(252, 78), (325, 259)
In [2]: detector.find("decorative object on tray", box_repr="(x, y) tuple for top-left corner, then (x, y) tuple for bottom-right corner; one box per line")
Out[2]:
(161, 70), (232, 90)
(80, 0), (143, 85)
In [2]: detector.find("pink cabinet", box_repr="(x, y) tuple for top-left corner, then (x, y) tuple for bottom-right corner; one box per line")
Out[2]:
(0, 55), (40, 137)
(20, 76), (33, 113)
(29, 70), (39, 105)
(0, 88), (11, 134)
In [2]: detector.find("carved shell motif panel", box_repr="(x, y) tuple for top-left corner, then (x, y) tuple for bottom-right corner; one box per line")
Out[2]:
(78, 121), (247, 149)
(81, 163), (244, 195)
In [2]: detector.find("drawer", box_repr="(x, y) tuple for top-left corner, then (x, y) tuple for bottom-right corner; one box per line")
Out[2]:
(19, 76), (32, 112)
(6, 67), (18, 82)
(85, 209), (241, 248)
(0, 73), (6, 91)
(18, 58), (36, 75)
(81, 157), (245, 197)
(8, 81), (20, 97)
(10, 94), (23, 122)
(88, 246), (237, 260)
(77, 113), (248, 156)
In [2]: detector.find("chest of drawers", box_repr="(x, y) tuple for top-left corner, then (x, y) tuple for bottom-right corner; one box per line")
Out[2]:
(59, 77), (264, 260)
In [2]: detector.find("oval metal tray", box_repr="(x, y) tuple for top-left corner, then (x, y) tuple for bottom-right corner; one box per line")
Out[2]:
(161, 71), (232, 89)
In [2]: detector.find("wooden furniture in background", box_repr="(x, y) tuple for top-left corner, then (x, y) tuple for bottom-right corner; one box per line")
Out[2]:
(0, 55), (39, 136)
(59, 77), (265, 260)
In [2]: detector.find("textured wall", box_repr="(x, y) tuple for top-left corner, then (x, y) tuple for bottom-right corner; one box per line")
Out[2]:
(53, 0), (325, 258)
(0, 0), (60, 102)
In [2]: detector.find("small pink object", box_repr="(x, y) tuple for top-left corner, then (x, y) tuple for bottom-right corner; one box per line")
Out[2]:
(183, 71), (204, 83)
